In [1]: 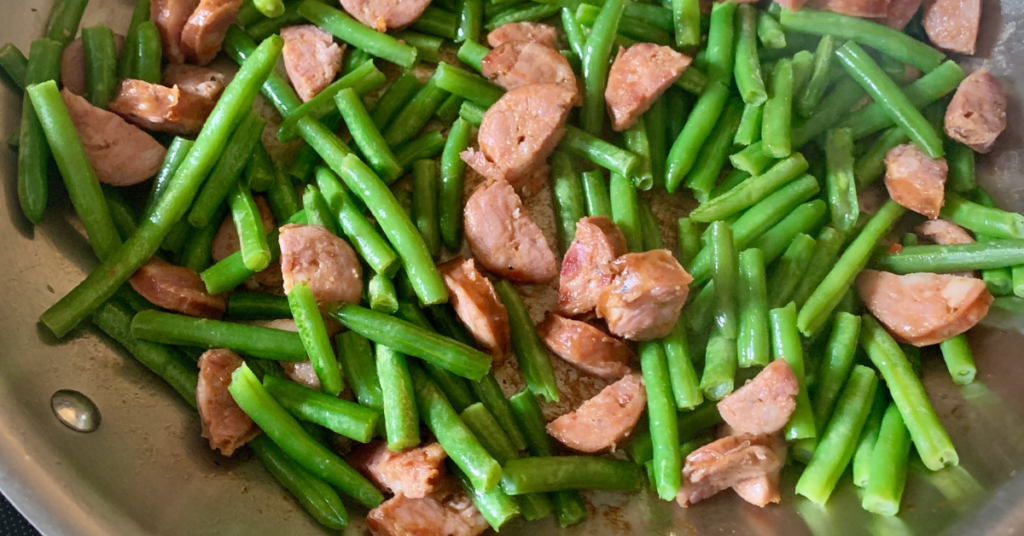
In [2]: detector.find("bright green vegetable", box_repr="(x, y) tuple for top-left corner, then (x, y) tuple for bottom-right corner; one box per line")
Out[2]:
(189, 110), (268, 229)
(501, 457), (643, 494)
(82, 26), (118, 107)
(939, 334), (977, 385)
(412, 160), (442, 259)
(371, 72), (422, 131)
(770, 304), (816, 441)
(494, 280), (559, 402)
(551, 151), (587, 253)
(457, 39), (489, 71)
(875, 239), (1024, 273)
(440, 118), (472, 252)
(852, 387), (889, 487)
(685, 99), (744, 202)
(640, 341), (681, 500)
(132, 310), (305, 361)
(433, 62), (503, 107)
(383, 76), (449, 148)
(250, 435), (349, 530)
(611, 171), (643, 253)
(277, 61), (386, 142)
(376, 344), (421, 450)
(762, 59), (794, 158)
(734, 102), (763, 147)
(690, 153), (808, 223)
(0, 44), (27, 89)
(862, 402), (913, 515)
(335, 87), (402, 183)
(582, 170), (612, 218)
(767, 233), (816, 309)
(315, 166), (400, 277)
(790, 226), (846, 310)
(228, 182), (272, 272)
(733, 5), (765, 105)
(825, 128), (859, 233)
(288, 282), (343, 395)
(560, 125), (639, 178)
(797, 35), (835, 117)
(737, 248), (769, 368)
(263, 375), (378, 443)
(44, 0), (88, 45)
(18, 39), (63, 225)
(298, 1), (418, 67)
(580, 0), (625, 135)
(700, 328), (737, 401)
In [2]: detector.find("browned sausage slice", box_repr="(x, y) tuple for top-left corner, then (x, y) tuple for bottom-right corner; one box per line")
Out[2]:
(556, 216), (628, 316)
(538, 314), (634, 379)
(438, 257), (510, 358)
(916, 219), (974, 245)
(716, 360), (799, 436)
(130, 258), (227, 318)
(732, 475), (781, 507)
(152, 0), (201, 63)
(163, 63), (226, 100)
(197, 349), (260, 456)
(339, 0), (431, 31)
(181, 0), (243, 65)
(884, 143), (947, 219)
(481, 41), (578, 102)
(605, 44), (692, 132)
(61, 88), (167, 186)
(281, 25), (345, 103)
(61, 35), (125, 97)
(279, 223), (363, 306)
(813, 0), (890, 18)
(349, 441), (448, 499)
(108, 79), (216, 135)
(487, 22), (559, 48)
(944, 69), (1007, 154)
(922, 0), (981, 55)
(366, 478), (489, 536)
(596, 250), (693, 341)
(677, 434), (785, 507)
(461, 84), (574, 192)
(883, 0), (924, 29)
(463, 181), (558, 283)
(857, 269), (992, 347)
(212, 197), (276, 262)
(546, 373), (646, 453)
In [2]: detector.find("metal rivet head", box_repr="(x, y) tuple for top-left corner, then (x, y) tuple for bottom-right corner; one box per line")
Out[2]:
(50, 390), (101, 433)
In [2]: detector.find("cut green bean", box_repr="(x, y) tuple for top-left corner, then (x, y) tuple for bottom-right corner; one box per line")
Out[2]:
(368, 274), (399, 314)
(663, 320), (702, 410)
(582, 170), (611, 218)
(791, 50), (814, 96)
(189, 110), (268, 229)
(264, 375), (378, 442)
(762, 59), (794, 158)
(875, 239), (1024, 273)
(640, 204), (663, 251)
(860, 315), (958, 470)
(700, 328), (737, 401)
(440, 118), (472, 252)
(502, 457), (643, 494)
(394, 128), (446, 169)
(278, 61), (386, 142)
(383, 76), (449, 148)
(666, 79), (730, 192)
(854, 126), (909, 187)
(335, 87), (402, 183)
(580, 0), (625, 135)
(610, 171), (643, 253)
(82, 26), (118, 108)
(852, 387), (889, 487)
(734, 102), (763, 146)
(133, 21), (163, 83)
(229, 182), (272, 272)
(457, 40), (489, 72)
(862, 401), (912, 515)
(685, 99), (743, 201)
(709, 221), (738, 338)
(675, 217), (700, 269)
(434, 93), (465, 122)
(795, 365), (878, 505)
(486, 3), (559, 29)
(690, 153), (808, 223)
(250, 435), (349, 530)
(336, 331), (385, 412)
(456, 0), (483, 43)
(245, 144), (276, 192)
(941, 192), (1024, 239)
(737, 248), (769, 368)
(412, 159), (442, 259)
(315, 166), (400, 277)
(227, 292), (292, 320)
(790, 226), (846, 310)
(939, 334), (976, 385)
(813, 312), (862, 433)
(376, 344), (421, 450)
(433, 62), (503, 107)
(288, 282), (343, 395)
(767, 233), (816, 309)
(561, 8), (587, 59)
(371, 72), (422, 131)
(624, 117), (654, 191)
(395, 31), (443, 63)
(551, 151), (587, 253)
(645, 97), (667, 189)
(44, 0), (88, 45)
(18, 39), (63, 225)
(734, 5), (766, 105)
(756, 11), (786, 49)
(797, 200), (905, 335)
(0, 44), (28, 89)
(946, 141), (976, 193)
(494, 280), (559, 402)
(797, 36), (834, 118)
(299, 1), (417, 67)
(640, 341), (681, 500)
(560, 125), (639, 178)
(302, 184), (339, 235)
(770, 303), (815, 441)
(825, 128), (859, 233)
(451, 462), (521, 530)
(132, 310), (306, 360)
(413, 5), (460, 39)
(469, 374), (527, 450)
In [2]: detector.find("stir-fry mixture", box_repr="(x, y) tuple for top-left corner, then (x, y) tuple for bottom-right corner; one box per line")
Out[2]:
(2, 0), (1014, 531)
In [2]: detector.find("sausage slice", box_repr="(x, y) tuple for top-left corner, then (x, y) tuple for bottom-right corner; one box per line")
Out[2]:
(883, 0), (924, 29)
(546, 373), (646, 453)
(716, 360), (799, 436)
(129, 258), (227, 318)
(108, 79), (217, 135)
(439, 257), (510, 358)
(463, 181), (558, 283)
(197, 349), (260, 456)
(61, 35), (125, 97)
(922, 0), (981, 55)
(61, 88), (167, 186)
(884, 143), (947, 219)
(677, 433), (785, 507)
(279, 224), (363, 306)
(538, 314), (635, 379)
(596, 250), (693, 341)
(163, 63), (226, 100)
(487, 22), (559, 48)
(461, 83), (574, 192)
(557, 216), (629, 316)
(916, 219), (974, 245)
(152, 0), (202, 63)
(339, 0), (431, 31)
(481, 41), (578, 101)
(281, 25), (345, 103)
(349, 441), (448, 499)
(944, 68), (1007, 154)
(366, 478), (489, 536)
(605, 44), (692, 132)
(181, 0), (243, 65)
(857, 269), (992, 346)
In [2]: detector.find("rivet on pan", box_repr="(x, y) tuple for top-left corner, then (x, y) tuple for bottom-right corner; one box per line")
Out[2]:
(50, 390), (101, 433)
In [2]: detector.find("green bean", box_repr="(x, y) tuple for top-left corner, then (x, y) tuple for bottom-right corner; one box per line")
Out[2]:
(44, 0), (88, 45)
(131, 310), (305, 360)
(561, 8), (587, 59)
(335, 89), (403, 183)
(733, 5), (765, 105)
(796, 36), (834, 118)
(939, 334), (976, 386)
(244, 144), (276, 192)
(40, 36), (284, 339)
(780, 8), (945, 72)
(666, 80), (731, 193)
(433, 62), (503, 109)
(486, 3), (560, 29)
(579, 170), (610, 219)
(100, 185), (138, 241)
(662, 320), (702, 410)
(413, 5), (460, 38)
(502, 457), (642, 494)
(878, 239), (1024, 274)
(754, 199), (828, 265)
(550, 151), (587, 253)
(223, 27), (302, 116)
(227, 183), (271, 272)
(862, 402), (912, 515)
(0, 43), (27, 89)
(392, 31), (441, 64)
(854, 126), (909, 187)
(412, 159), (442, 259)
(453, 43), (487, 77)
(761, 59), (794, 158)
(383, 76), (450, 148)
(440, 118), (472, 252)
(29, 80), (124, 260)
(17, 40), (62, 225)
(737, 248), (769, 368)
(768, 233), (815, 309)
(709, 221), (738, 338)
(861, 315), (958, 470)
(941, 192), (1024, 239)
(813, 312), (861, 433)
(226, 292), (291, 320)
(330, 304), (491, 380)
(302, 184), (338, 235)
(434, 94), (465, 124)
(770, 304), (816, 441)
(117, 0), (150, 79)
(640, 204), (664, 251)
(494, 280), (560, 402)
(374, 344), (420, 450)
(795, 365), (878, 505)
(456, 0), (484, 42)
(627, 401), (722, 465)
(450, 463), (522, 530)
(840, 61), (964, 139)
(459, 100), (486, 126)
(734, 102), (763, 147)
(366, 274), (397, 314)
(836, 42), (944, 158)
(278, 61), (386, 142)
(288, 282), (344, 394)
(299, 1), (417, 67)
(462, 374), (525, 451)
(395, 130), (445, 172)
(791, 50), (814, 96)
(711, 169), (750, 199)
(756, 11), (786, 49)
(686, 99), (744, 202)
(610, 171), (643, 253)
(82, 26), (118, 108)
(229, 363), (383, 507)
(579, 0), (625, 134)
(852, 387), (889, 487)
(254, 0), (286, 17)
(245, 0), (308, 41)
(690, 153), (808, 223)
(670, 219), (697, 271)
(623, 117), (654, 191)
(133, 21), (163, 83)
(640, 341), (682, 500)
(250, 435), (349, 530)
(797, 200), (905, 335)
(700, 328), (737, 401)
(575, 4), (671, 46)
(268, 167), (303, 222)
(946, 141), (976, 193)
(560, 125), (639, 178)
(674, 67), (708, 95)
(371, 72), (422, 131)
(92, 300), (199, 406)
(790, 226), (845, 310)
(336, 332), (384, 412)
(189, 110), (268, 229)
(408, 362), (502, 491)
(392, 302), (477, 413)
(793, 77), (867, 148)
(824, 128), (859, 233)
(670, 0), (700, 46)
(263, 375), (378, 442)
(315, 166), (400, 277)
